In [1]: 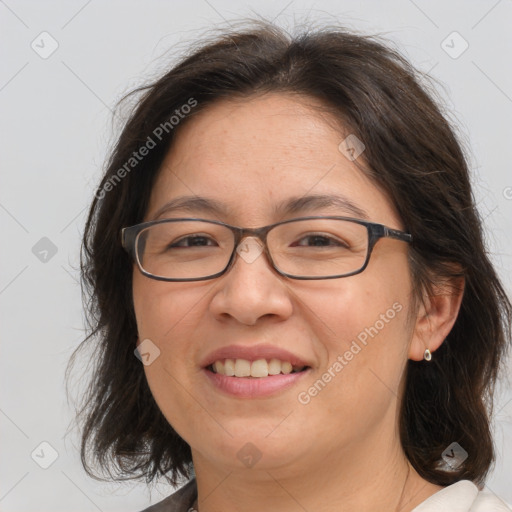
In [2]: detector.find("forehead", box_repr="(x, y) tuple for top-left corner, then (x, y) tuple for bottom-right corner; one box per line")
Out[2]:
(146, 93), (401, 227)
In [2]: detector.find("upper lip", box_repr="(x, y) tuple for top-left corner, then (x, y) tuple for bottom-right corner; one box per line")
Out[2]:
(200, 344), (311, 369)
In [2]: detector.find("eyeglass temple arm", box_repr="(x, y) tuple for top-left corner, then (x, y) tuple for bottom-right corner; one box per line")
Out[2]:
(121, 227), (137, 258)
(383, 226), (413, 243)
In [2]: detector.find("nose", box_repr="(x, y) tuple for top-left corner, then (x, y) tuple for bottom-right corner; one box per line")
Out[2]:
(208, 237), (294, 325)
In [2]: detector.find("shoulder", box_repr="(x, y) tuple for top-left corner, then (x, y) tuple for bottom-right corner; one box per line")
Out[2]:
(412, 480), (511, 512)
(471, 489), (512, 511)
(138, 479), (197, 512)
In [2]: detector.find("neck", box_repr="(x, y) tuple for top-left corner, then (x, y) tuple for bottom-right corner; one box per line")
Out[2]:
(190, 432), (440, 512)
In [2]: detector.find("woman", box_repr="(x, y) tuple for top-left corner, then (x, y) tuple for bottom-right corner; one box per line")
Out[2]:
(72, 20), (512, 511)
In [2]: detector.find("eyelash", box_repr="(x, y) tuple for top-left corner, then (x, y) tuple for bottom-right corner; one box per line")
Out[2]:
(170, 233), (348, 248)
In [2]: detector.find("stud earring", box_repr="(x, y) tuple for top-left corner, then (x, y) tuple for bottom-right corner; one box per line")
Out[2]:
(423, 348), (432, 361)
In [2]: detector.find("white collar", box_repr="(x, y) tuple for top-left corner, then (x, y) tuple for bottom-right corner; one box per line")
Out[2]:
(412, 480), (479, 511)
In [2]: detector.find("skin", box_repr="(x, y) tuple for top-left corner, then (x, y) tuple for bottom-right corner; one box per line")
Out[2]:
(132, 93), (464, 512)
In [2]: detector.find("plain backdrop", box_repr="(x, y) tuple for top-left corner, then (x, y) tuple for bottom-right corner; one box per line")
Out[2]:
(1, 1), (511, 511)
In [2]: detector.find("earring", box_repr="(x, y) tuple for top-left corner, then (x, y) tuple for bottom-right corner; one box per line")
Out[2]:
(423, 348), (432, 361)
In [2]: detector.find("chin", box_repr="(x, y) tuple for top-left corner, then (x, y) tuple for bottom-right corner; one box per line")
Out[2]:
(192, 423), (305, 470)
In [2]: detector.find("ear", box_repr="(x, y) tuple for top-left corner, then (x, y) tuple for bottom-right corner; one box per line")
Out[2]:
(408, 275), (465, 361)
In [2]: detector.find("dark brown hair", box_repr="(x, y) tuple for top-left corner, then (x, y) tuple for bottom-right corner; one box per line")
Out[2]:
(68, 19), (512, 487)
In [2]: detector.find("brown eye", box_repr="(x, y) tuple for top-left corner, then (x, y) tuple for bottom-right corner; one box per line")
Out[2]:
(170, 235), (217, 248)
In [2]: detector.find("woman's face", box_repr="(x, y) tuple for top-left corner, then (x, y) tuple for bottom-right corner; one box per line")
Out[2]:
(133, 93), (417, 474)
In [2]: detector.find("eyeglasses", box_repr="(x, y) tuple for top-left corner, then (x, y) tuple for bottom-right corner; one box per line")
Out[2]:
(121, 216), (412, 281)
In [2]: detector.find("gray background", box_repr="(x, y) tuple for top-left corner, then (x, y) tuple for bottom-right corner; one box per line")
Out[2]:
(1, 1), (511, 510)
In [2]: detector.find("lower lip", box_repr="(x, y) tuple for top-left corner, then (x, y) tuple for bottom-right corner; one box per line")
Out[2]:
(203, 368), (310, 398)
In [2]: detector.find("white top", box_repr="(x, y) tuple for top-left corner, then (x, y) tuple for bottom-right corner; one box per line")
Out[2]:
(141, 478), (512, 511)
(411, 480), (511, 511)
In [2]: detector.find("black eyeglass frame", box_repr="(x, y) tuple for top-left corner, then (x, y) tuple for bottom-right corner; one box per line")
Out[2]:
(121, 216), (413, 282)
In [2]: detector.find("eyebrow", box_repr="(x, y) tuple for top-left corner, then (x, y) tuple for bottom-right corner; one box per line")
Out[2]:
(278, 194), (369, 220)
(152, 193), (369, 221)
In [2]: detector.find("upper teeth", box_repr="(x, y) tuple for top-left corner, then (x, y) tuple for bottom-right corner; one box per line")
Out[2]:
(211, 358), (305, 378)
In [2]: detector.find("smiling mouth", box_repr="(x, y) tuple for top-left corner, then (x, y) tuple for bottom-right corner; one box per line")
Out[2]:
(207, 358), (309, 378)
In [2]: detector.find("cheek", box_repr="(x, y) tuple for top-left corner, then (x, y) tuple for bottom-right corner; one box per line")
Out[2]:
(298, 256), (412, 402)
(132, 273), (224, 443)
(132, 270), (210, 339)
(300, 255), (410, 351)
(290, 294), (409, 447)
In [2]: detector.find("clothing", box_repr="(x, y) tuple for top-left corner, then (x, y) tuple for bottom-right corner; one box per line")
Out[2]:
(140, 479), (196, 512)
(411, 480), (511, 511)
(140, 478), (512, 511)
